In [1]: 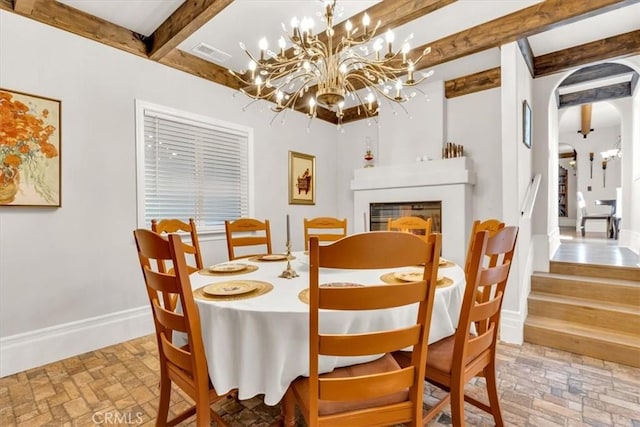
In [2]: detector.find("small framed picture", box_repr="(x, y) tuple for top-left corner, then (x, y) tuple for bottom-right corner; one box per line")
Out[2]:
(288, 151), (315, 205)
(523, 99), (532, 149)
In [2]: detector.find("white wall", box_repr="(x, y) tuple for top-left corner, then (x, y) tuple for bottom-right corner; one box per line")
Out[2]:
(497, 42), (534, 344)
(378, 80), (446, 165)
(0, 11), (339, 375)
(447, 88), (502, 221)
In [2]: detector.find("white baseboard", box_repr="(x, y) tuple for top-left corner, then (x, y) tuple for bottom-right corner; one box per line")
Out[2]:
(500, 309), (524, 344)
(619, 229), (640, 257)
(0, 306), (153, 377)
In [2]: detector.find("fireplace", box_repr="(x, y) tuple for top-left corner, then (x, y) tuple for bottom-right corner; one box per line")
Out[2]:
(351, 157), (475, 265)
(370, 201), (442, 232)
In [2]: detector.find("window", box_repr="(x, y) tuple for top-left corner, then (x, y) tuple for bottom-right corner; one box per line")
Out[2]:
(136, 100), (252, 233)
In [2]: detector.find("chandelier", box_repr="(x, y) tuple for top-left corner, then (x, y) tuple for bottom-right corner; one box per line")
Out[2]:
(228, 0), (433, 125)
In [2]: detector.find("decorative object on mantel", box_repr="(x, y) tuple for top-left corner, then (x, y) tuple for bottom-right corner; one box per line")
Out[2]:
(227, 0), (434, 127)
(364, 147), (374, 168)
(589, 151), (594, 179)
(0, 88), (61, 207)
(442, 142), (463, 159)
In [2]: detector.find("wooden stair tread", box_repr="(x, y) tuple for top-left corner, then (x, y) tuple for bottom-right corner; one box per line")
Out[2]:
(549, 261), (640, 282)
(525, 315), (640, 346)
(528, 291), (639, 313)
(532, 271), (640, 287)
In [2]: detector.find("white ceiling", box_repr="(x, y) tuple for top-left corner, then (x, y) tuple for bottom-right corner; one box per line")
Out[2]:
(54, 0), (637, 131)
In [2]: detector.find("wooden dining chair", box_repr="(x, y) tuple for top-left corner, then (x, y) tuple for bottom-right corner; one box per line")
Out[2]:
(387, 216), (432, 242)
(283, 231), (442, 427)
(224, 217), (273, 260)
(395, 226), (518, 426)
(303, 216), (347, 251)
(133, 229), (232, 427)
(465, 219), (505, 306)
(151, 218), (204, 274)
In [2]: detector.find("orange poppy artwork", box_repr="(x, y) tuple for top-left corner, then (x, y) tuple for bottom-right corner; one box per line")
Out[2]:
(0, 89), (61, 207)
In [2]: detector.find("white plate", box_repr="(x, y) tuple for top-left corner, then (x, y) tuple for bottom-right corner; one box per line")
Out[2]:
(208, 263), (247, 273)
(394, 271), (424, 282)
(260, 254), (288, 261)
(202, 281), (258, 296)
(321, 282), (363, 288)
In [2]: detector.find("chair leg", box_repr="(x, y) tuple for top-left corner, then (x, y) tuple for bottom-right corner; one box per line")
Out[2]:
(450, 380), (466, 427)
(580, 218), (586, 237)
(282, 389), (296, 427)
(484, 365), (504, 427)
(156, 373), (171, 426)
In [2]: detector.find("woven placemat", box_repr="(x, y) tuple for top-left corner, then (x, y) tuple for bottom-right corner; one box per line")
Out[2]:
(194, 280), (273, 301)
(198, 264), (259, 276)
(438, 259), (456, 268)
(380, 273), (454, 288)
(298, 283), (364, 304)
(247, 254), (296, 262)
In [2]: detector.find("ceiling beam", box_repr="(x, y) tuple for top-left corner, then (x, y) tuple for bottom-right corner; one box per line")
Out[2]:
(13, 0), (36, 14)
(148, 0), (234, 60)
(559, 81), (631, 108)
(517, 38), (535, 78)
(10, 0), (147, 57)
(445, 67), (501, 99)
(534, 30), (640, 77)
(559, 63), (635, 87)
(0, 1), (12, 12)
(406, 0), (639, 72)
(158, 49), (243, 90)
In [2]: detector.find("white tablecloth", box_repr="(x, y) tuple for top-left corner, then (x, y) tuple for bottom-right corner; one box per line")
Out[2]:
(188, 253), (466, 405)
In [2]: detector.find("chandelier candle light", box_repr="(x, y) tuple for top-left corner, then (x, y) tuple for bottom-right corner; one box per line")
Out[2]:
(228, 0), (433, 125)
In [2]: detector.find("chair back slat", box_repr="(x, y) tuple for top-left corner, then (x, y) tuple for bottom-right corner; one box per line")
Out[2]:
(317, 231), (433, 269)
(387, 216), (432, 242)
(160, 334), (194, 373)
(319, 367), (415, 401)
(304, 217), (347, 251)
(464, 219), (505, 273)
(152, 218), (204, 272)
(225, 218), (272, 260)
(153, 302), (188, 333)
(319, 325), (421, 356)
(319, 282), (427, 310)
(465, 326), (495, 359)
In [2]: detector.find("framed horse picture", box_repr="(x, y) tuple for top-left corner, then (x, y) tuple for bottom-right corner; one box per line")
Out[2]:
(288, 151), (315, 205)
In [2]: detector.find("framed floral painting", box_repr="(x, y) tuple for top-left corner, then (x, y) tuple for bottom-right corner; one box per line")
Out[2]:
(0, 89), (61, 207)
(288, 151), (315, 205)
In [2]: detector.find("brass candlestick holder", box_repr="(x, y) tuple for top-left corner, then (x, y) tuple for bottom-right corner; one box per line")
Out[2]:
(278, 240), (299, 279)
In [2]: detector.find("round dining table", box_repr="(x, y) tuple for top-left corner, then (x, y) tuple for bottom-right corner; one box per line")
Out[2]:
(187, 252), (466, 405)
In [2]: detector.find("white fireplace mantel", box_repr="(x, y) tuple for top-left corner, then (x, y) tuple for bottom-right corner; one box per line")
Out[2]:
(351, 157), (476, 265)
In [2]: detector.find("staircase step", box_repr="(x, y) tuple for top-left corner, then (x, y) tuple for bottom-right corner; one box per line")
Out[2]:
(531, 272), (640, 305)
(524, 315), (640, 368)
(528, 292), (639, 334)
(549, 261), (640, 282)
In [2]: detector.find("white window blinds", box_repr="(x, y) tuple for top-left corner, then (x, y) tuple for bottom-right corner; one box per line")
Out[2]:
(136, 101), (251, 232)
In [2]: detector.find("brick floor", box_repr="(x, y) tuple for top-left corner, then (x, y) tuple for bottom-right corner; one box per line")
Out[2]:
(1, 334), (639, 426)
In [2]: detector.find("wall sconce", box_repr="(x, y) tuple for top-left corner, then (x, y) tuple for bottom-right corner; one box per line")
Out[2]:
(589, 152), (594, 179)
(602, 159), (607, 187)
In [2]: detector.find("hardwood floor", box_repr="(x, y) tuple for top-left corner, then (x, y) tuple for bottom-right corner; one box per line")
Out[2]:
(554, 227), (639, 267)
